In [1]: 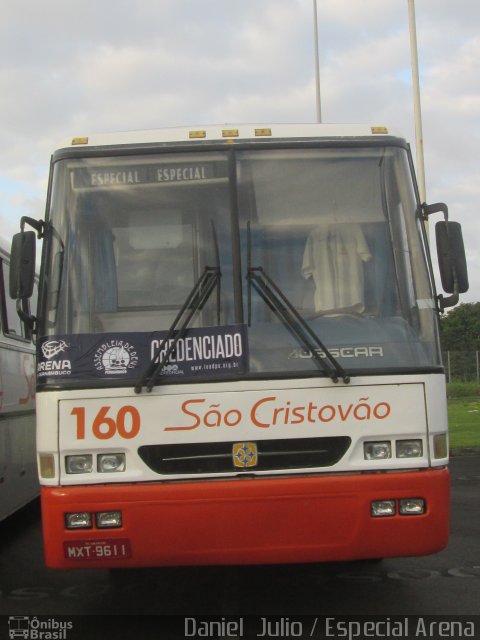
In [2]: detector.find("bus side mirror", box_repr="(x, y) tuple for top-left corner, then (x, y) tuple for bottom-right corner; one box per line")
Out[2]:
(435, 221), (469, 309)
(9, 230), (36, 300)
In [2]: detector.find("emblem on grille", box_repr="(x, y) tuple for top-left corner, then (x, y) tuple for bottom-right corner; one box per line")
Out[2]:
(232, 442), (258, 468)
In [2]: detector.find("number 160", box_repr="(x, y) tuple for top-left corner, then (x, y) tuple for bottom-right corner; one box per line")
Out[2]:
(70, 405), (141, 440)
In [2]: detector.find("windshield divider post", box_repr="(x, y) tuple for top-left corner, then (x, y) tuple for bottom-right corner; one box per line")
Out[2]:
(210, 220), (221, 325)
(247, 221), (252, 327)
(228, 147), (244, 325)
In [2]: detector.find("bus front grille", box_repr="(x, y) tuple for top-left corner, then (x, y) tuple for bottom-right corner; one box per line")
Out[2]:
(138, 436), (351, 475)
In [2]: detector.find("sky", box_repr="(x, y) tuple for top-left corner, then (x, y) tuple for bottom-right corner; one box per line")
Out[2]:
(0, 0), (479, 304)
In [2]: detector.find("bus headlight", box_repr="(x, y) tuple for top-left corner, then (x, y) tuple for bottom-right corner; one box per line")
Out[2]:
(98, 453), (126, 473)
(65, 512), (92, 529)
(371, 500), (396, 517)
(95, 511), (122, 528)
(399, 498), (425, 515)
(396, 439), (423, 458)
(65, 454), (93, 474)
(364, 441), (391, 460)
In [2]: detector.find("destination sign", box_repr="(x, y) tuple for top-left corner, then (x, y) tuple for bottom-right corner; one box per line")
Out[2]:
(72, 162), (226, 188)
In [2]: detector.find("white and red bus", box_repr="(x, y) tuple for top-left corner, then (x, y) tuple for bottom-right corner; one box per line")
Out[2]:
(10, 124), (468, 568)
(0, 238), (37, 522)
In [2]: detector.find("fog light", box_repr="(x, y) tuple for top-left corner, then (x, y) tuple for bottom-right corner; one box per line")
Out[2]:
(65, 512), (92, 529)
(364, 441), (391, 460)
(434, 434), (448, 459)
(371, 500), (396, 517)
(95, 511), (122, 528)
(399, 498), (425, 515)
(65, 454), (93, 474)
(396, 439), (423, 458)
(97, 453), (126, 473)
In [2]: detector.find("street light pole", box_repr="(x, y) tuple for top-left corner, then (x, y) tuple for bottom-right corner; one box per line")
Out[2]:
(313, 0), (322, 123)
(408, 0), (426, 204)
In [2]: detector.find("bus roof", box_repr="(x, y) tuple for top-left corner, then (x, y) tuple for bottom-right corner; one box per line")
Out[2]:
(60, 123), (403, 151)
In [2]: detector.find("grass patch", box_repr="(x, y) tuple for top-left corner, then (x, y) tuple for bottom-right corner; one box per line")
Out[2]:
(448, 397), (480, 449)
(447, 382), (480, 399)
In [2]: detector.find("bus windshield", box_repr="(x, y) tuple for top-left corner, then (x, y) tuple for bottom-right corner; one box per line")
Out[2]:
(38, 143), (441, 387)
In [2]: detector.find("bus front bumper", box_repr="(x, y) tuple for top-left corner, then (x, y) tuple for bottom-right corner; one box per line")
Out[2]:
(41, 468), (450, 568)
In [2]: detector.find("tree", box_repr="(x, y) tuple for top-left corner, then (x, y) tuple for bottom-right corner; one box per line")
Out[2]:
(439, 302), (480, 351)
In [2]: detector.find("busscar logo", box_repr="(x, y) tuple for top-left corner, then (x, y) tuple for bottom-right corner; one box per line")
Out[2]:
(94, 340), (139, 375)
(8, 616), (73, 639)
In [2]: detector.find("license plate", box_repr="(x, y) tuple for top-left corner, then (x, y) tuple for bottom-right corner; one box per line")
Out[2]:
(64, 538), (131, 560)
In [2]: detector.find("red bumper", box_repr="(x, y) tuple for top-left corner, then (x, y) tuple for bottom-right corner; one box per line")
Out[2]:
(41, 468), (450, 568)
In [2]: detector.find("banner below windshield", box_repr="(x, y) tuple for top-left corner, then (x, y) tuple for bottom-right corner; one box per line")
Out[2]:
(37, 324), (249, 382)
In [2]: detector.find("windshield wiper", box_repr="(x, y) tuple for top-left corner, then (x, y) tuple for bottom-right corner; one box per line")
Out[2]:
(134, 223), (221, 394)
(246, 224), (349, 384)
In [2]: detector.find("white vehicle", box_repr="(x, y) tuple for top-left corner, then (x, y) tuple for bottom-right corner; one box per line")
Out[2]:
(0, 238), (37, 521)
(10, 124), (468, 568)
